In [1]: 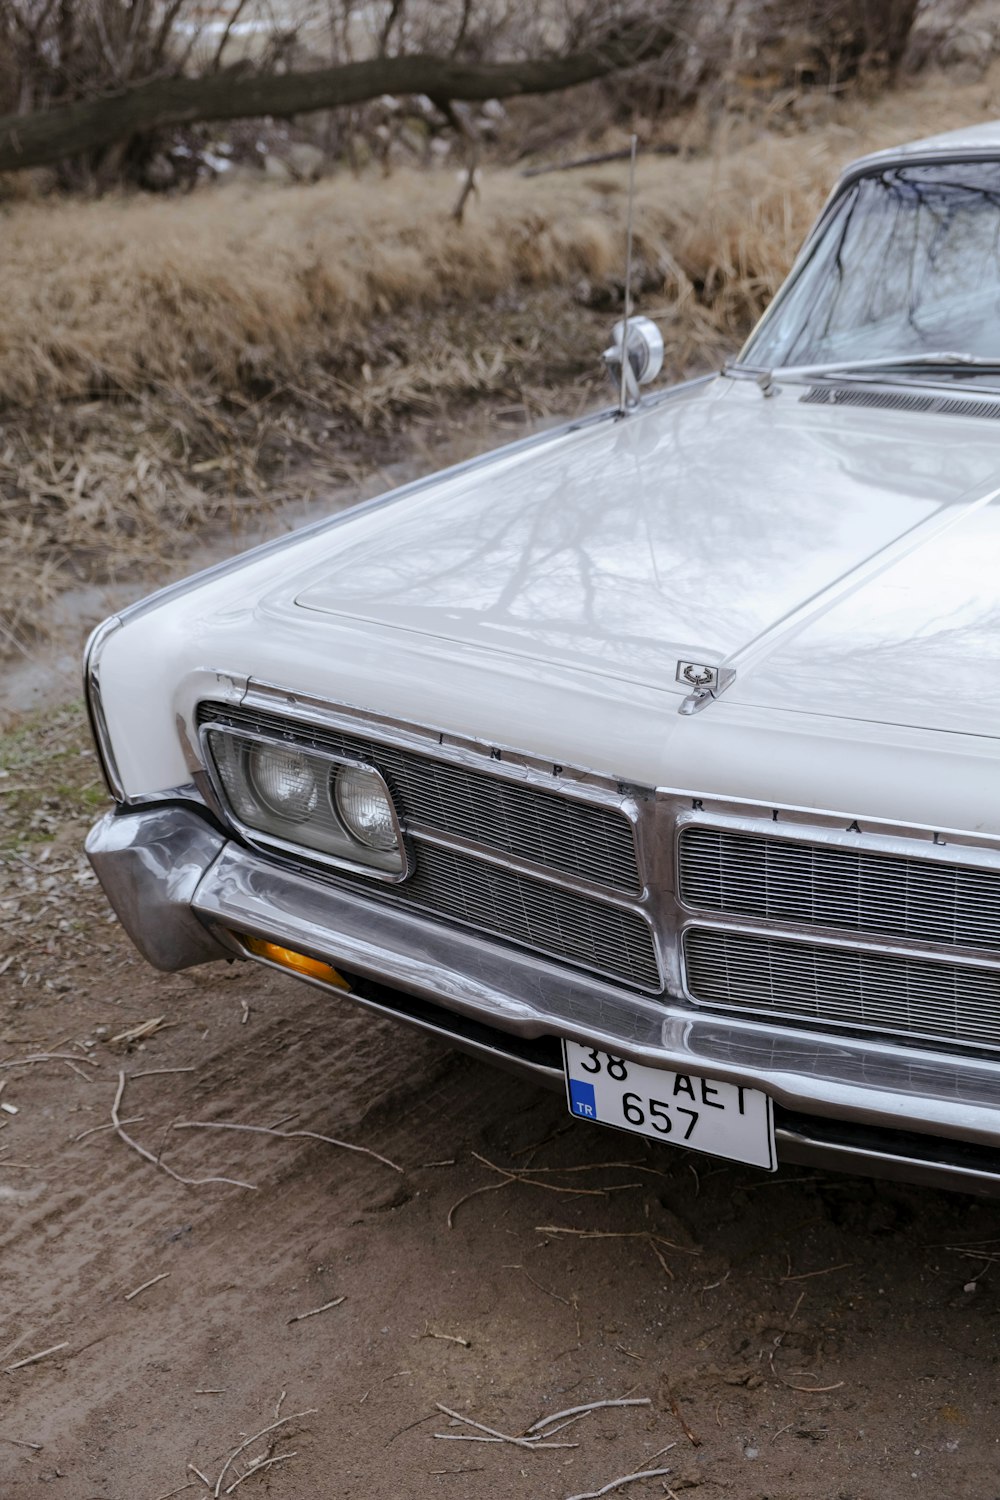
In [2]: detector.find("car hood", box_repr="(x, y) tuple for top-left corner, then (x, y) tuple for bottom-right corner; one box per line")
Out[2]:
(291, 378), (1000, 738)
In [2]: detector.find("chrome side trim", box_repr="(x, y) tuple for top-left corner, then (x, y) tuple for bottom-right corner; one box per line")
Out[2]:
(86, 807), (234, 971)
(83, 616), (126, 802)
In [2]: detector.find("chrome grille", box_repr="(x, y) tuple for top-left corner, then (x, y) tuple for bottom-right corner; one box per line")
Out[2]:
(197, 701), (658, 992)
(198, 703), (639, 893)
(684, 928), (1000, 1052)
(679, 826), (1000, 954)
(400, 843), (659, 989)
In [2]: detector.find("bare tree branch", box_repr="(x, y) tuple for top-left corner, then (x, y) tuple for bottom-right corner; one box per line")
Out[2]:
(0, 19), (684, 173)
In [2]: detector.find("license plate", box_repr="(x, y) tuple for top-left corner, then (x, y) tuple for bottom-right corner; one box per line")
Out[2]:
(563, 1042), (776, 1171)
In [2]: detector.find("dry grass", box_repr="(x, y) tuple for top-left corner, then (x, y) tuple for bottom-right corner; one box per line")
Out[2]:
(3, 62), (1000, 654)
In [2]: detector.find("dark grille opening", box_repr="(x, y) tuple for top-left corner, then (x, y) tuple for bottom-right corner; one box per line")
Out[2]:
(680, 826), (1000, 954)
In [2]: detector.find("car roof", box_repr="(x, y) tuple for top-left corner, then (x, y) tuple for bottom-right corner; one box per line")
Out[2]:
(846, 118), (1000, 178)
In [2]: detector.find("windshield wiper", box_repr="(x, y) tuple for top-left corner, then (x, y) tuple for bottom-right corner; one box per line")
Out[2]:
(768, 352), (1000, 380)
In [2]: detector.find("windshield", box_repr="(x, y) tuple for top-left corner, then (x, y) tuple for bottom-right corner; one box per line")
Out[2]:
(743, 162), (1000, 371)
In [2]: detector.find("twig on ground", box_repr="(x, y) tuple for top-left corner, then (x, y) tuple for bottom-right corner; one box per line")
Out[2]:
(666, 1383), (701, 1447)
(647, 1240), (675, 1282)
(422, 1328), (471, 1348)
(447, 1179), (509, 1229)
(0, 1332), (31, 1366)
(212, 1410), (316, 1495)
(112, 1075), (257, 1191)
(432, 1433), (504, 1444)
(535, 1224), (697, 1280)
(776, 1378), (845, 1393)
(566, 1468), (674, 1500)
(434, 1403), (577, 1450)
(172, 1120), (402, 1173)
(186, 1463), (212, 1487)
(62, 1059), (95, 1083)
(0, 1052), (98, 1071)
(4, 1342), (68, 1373)
(516, 1267), (575, 1306)
(0, 1436), (42, 1449)
(781, 1262), (855, 1283)
(287, 1297), (345, 1324)
(111, 1017), (169, 1045)
(125, 1272), (170, 1301)
(73, 1115), (144, 1143)
(274, 1390), (286, 1420)
(131, 1067), (196, 1080)
(527, 1397), (650, 1434)
(153, 1484), (197, 1500)
(471, 1152), (637, 1197)
(536, 1227), (697, 1255)
(224, 1452), (296, 1493)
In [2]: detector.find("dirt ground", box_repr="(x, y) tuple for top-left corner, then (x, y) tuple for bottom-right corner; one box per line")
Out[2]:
(1, 709), (999, 1500)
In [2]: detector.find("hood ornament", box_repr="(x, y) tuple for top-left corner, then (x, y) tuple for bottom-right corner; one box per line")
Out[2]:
(676, 660), (736, 715)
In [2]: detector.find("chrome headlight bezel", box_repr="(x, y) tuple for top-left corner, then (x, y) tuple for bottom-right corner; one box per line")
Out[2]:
(199, 722), (411, 883)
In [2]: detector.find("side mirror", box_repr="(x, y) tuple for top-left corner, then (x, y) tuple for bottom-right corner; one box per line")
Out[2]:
(602, 316), (665, 409)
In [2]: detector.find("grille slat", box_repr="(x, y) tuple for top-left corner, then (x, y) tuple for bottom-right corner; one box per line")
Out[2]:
(197, 701), (658, 992)
(680, 827), (1000, 953)
(685, 928), (1000, 1052)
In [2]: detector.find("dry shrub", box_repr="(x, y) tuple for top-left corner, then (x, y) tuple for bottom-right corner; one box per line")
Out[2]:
(3, 59), (1000, 654)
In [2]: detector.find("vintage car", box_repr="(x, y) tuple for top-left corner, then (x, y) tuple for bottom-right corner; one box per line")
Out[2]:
(85, 120), (1000, 1194)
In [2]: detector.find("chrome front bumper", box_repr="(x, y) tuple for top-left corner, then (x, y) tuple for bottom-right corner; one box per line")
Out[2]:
(87, 805), (1000, 1195)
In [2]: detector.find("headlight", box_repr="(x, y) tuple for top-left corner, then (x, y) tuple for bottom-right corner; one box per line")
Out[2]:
(335, 765), (399, 852)
(247, 744), (319, 822)
(205, 727), (406, 879)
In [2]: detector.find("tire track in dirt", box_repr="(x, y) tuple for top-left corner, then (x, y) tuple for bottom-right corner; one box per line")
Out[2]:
(3, 944), (1000, 1499)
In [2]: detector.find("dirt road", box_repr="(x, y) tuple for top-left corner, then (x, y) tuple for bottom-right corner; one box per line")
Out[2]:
(1, 707), (999, 1500)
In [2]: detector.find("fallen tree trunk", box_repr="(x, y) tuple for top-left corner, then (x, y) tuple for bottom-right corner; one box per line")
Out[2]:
(0, 24), (680, 175)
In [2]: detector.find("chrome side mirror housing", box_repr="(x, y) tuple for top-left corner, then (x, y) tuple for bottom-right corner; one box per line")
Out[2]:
(602, 315), (665, 408)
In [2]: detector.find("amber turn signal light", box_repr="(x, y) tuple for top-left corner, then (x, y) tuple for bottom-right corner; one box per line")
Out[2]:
(243, 936), (349, 989)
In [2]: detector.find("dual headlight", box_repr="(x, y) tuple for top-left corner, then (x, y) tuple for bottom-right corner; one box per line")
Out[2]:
(205, 729), (406, 878)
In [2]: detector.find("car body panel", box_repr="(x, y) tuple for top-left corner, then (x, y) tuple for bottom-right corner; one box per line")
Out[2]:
(84, 128), (1000, 1195)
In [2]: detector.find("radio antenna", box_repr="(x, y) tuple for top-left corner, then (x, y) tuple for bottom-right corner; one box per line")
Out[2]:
(618, 133), (638, 416)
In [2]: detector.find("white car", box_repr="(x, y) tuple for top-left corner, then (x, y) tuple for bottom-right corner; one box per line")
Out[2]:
(86, 121), (1000, 1193)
